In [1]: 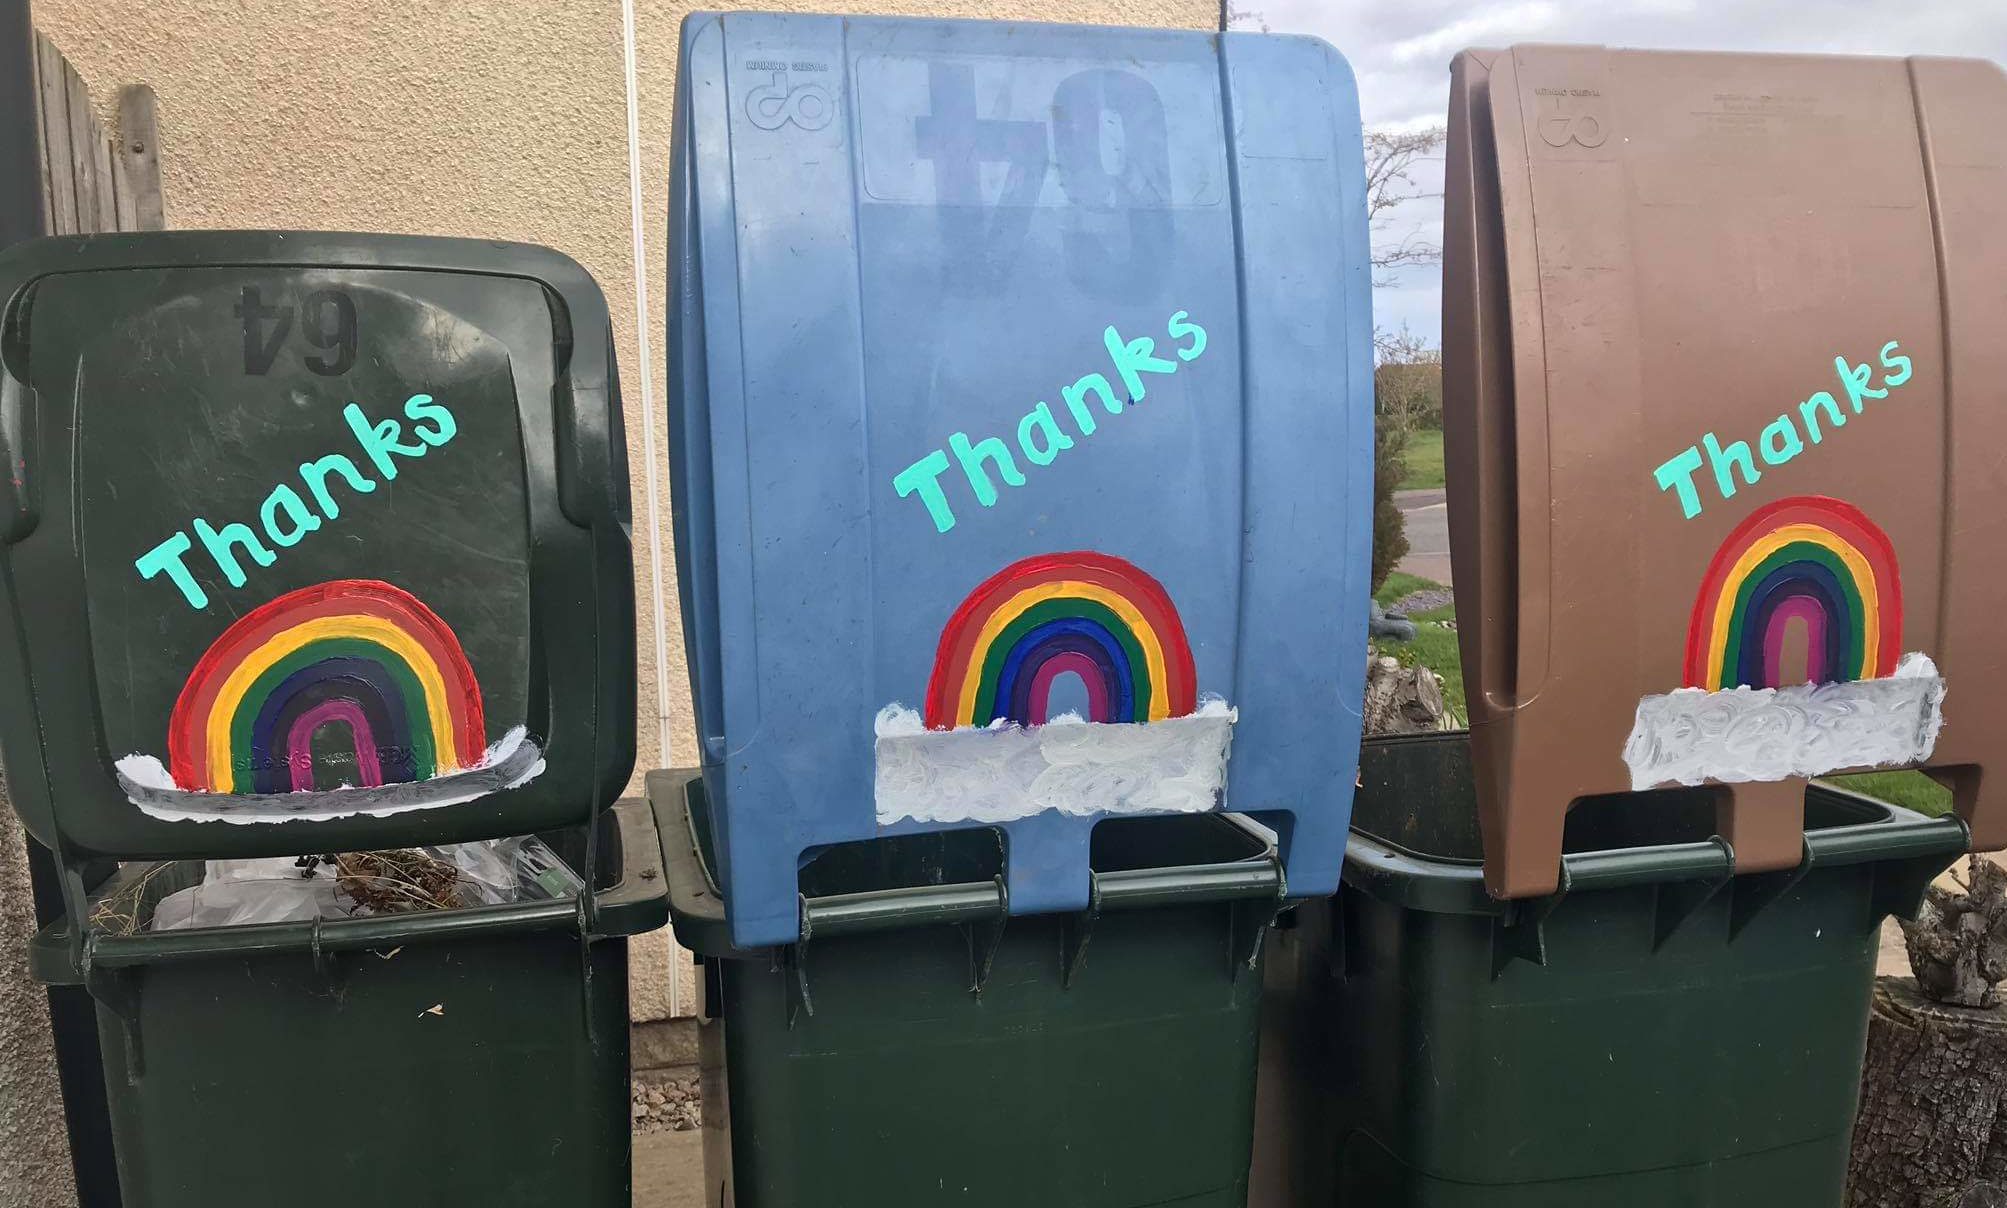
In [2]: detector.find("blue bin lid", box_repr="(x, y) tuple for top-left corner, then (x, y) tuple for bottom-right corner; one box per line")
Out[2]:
(669, 12), (1374, 946)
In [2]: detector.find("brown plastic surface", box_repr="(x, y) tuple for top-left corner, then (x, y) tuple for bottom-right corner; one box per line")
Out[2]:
(1444, 46), (2007, 899)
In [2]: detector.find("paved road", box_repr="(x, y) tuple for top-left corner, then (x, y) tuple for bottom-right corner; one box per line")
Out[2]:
(1394, 488), (1451, 586)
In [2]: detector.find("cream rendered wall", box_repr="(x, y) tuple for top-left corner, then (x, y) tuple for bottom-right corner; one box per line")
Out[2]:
(32, 0), (1218, 1028)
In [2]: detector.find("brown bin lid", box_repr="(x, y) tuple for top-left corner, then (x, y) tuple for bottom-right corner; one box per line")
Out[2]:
(1444, 45), (2007, 898)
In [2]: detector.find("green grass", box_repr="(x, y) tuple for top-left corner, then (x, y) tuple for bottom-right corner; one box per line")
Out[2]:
(1373, 571), (1438, 607)
(1819, 770), (1955, 817)
(1369, 572), (1465, 723)
(1398, 428), (1444, 490)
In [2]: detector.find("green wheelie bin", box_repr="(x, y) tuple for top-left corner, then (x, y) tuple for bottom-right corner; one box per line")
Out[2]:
(653, 768), (1287, 1208)
(0, 230), (654, 1205)
(29, 801), (667, 1205)
(1248, 734), (1968, 1207)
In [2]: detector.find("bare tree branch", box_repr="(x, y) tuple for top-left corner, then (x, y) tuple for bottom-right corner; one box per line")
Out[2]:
(1365, 126), (1447, 283)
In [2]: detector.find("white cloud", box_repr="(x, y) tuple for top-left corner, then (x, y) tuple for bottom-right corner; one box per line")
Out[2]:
(1388, 3), (1560, 64)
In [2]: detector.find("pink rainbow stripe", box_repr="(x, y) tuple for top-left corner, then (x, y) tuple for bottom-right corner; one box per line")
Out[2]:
(287, 699), (383, 791)
(1027, 651), (1111, 724)
(1761, 595), (1830, 688)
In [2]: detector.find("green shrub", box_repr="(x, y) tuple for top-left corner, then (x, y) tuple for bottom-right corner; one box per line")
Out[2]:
(1371, 416), (1411, 594)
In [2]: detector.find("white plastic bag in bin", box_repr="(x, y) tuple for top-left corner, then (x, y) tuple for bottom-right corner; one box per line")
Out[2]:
(150, 836), (583, 931)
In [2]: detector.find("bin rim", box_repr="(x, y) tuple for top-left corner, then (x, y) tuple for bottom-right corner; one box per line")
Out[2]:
(28, 797), (668, 986)
(1342, 780), (1970, 919)
(647, 767), (1286, 959)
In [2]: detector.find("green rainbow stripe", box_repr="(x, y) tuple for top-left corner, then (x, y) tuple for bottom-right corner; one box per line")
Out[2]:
(1716, 541), (1865, 687)
(226, 637), (439, 782)
(972, 596), (1152, 726)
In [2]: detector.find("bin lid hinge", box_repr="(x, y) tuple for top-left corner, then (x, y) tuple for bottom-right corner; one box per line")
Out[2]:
(1228, 869), (1288, 982)
(784, 895), (815, 1028)
(82, 962), (143, 1083)
(963, 876), (1008, 998)
(1492, 868), (1568, 978)
(1652, 837), (1737, 951)
(1871, 815), (1970, 923)
(62, 847), (147, 1080)
(1728, 836), (1816, 940)
(1060, 879), (1103, 989)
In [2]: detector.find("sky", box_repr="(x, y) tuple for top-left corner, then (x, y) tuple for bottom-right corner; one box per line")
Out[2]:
(1227, 0), (2007, 345)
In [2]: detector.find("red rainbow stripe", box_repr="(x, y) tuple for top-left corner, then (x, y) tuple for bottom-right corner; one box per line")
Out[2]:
(923, 551), (1197, 730)
(166, 579), (485, 793)
(1682, 495), (1901, 691)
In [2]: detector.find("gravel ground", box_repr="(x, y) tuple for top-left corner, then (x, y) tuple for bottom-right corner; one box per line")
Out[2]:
(632, 1071), (701, 1134)
(1392, 588), (1454, 616)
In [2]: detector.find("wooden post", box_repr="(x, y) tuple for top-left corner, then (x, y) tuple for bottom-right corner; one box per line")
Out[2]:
(32, 35), (164, 238)
(115, 85), (164, 231)
(33, 34), (76, 234)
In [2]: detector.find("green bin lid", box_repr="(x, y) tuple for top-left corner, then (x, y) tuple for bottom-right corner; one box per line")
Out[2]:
(0, 231), (633, 860)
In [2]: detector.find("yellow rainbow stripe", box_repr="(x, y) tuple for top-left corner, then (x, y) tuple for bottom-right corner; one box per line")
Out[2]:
(1699, 523), (1880, 692)
(955, 580), (1173, 724)
(204, 614), (458, 793)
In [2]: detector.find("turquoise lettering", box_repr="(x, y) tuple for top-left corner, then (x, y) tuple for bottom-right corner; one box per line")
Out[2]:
(1061, 374), (1118, 434)
(300, 453), (375, 520)
(135, 392), (460, 610)
(344, 402), (429, 480)
(1016, 402), (1075, 467)
(135, 531), (207, 609)
(1653, 446), (1706, 520)
(403, 393), (457, 447)
(1759, 415), (1805, 466)
(950, 431), (1026, 507)
(1880, 340), (1913, 387)
(194, 518), (277, 588)
(1834, 356), (1888, 413)
(1168, 311), (1207, 361)
(1798, 392), (1845, 444)
(1650, 340), (1915, 523)
(1103, 325), (1177, 403)
(891, 310), (1207, 536)
(259, 484), (322, 548)
(1702, 431), (1760, 499)
(893, 450), (957, 533)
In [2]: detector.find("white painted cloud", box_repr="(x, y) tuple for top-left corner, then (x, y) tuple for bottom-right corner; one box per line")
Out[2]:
(1622, 654), (1945, 790)
(873, 700), (1236, 826)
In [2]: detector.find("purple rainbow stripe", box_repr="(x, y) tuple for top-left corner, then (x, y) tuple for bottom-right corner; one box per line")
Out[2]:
(287, 699), (383, 791)
(1026, 650), (1113, 724)
(1761, 594), (1831, 688)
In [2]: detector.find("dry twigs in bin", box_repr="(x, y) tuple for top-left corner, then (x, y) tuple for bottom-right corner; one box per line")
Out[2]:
(334, 849), (465, 915)
(87, 863), (176, 937)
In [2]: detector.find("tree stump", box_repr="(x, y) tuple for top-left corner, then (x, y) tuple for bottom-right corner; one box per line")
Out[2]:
(1848, 981), (2007, 1207)
(1362, 653), (1446, 737)
(1903, 858), (2007, 1009)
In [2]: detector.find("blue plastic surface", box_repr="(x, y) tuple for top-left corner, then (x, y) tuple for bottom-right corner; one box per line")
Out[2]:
(668, 12), (1373, 947)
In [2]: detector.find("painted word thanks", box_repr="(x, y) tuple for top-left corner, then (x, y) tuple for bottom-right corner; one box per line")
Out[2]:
(1652, 341), (1913, 520)
(134, 393), (459, 610)
(892, 312), (1208, 534)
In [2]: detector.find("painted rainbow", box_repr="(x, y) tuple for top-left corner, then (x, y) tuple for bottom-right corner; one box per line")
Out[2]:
(167, 579), (486, 794)
(1683, 495), (1902, 691)
(923, 551), (1197, 730)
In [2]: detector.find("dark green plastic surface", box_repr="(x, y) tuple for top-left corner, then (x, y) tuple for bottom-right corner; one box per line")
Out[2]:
(28, 799), (667, 1208)
(1249, 734), (1967, 1208)
(0, 231), (634, 862)
(651, 768), (1284, 1208)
